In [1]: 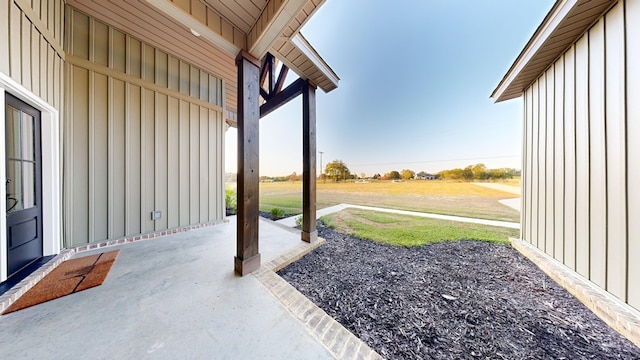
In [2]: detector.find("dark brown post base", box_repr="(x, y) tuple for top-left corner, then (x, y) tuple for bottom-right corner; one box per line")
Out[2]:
(301, 230), (318, 243)
(234, 253), (261, 276)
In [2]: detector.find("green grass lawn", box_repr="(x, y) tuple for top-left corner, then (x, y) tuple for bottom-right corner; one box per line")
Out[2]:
(253, 180), (520, 222)
(259, 194), (303, 215)
(321, 209), (518, 247)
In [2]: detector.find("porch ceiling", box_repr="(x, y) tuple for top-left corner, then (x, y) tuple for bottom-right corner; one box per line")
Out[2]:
(67, 0), (338, 118)
(150, 0), (339, 93)
(201, 0), (269, 34)
(492, 0), (615, 102)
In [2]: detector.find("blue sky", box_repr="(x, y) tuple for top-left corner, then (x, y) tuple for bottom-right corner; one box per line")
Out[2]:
(225, 0), (555, 177)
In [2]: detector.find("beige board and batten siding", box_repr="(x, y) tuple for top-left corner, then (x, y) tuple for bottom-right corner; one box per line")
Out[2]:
(1, 0), (64, 111)
(522, 0), (639, 310)
(64, 7), (225, 247)
(66, 0), (238, 116)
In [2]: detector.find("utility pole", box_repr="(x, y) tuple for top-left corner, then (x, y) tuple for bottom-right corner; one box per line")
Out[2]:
(319, 151), (324, 175)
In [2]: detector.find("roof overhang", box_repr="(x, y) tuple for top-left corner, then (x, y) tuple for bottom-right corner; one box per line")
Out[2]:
(146, 0), (339, 94)
(491, 0), (616, 102)
(274, 33), (339, 92)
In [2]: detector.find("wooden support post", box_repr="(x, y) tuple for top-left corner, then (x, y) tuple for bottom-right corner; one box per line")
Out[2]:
(235, 51), (261, 275)
(301, 81), (317, 243)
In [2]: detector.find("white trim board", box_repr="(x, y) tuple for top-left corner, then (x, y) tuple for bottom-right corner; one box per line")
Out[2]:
(0, 73), (62, 282)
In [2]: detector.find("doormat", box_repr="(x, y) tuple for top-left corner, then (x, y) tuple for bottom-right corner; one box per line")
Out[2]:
(2, 250), (120, 314)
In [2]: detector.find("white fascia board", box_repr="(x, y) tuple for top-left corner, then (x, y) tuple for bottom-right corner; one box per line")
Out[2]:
(249, 0), (308, 58)
(291, 33), (339, 89)
(145, 0), (239, 56)
(492, 0), (577, 102)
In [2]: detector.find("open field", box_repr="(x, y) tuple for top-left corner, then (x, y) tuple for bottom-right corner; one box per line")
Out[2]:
(502, 178), (521, 186)
(321, 209), (518, 245)
(254, 180), (520, 222)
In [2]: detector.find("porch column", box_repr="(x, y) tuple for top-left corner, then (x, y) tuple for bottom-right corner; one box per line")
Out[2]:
(301, 81), (317, 243)
(235, 51), (261, 275)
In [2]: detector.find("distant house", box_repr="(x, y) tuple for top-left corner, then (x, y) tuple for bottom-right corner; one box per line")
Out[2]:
(416, 172), (436, 180)
(493, 0), (639, 316)
(1, 0), (338, 282)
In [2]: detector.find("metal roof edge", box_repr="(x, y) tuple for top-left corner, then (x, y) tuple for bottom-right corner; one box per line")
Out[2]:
(491, 0), (575, 102)
(290, 32), (340, 92)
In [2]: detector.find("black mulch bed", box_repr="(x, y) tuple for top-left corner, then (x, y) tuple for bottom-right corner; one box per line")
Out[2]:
(259, 211), (277, 220)
(277, 224), (640, 359)
(259, 211), (297, 221)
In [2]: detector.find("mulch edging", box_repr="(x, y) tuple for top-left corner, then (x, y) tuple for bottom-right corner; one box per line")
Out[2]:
(277, 224), (640, 359)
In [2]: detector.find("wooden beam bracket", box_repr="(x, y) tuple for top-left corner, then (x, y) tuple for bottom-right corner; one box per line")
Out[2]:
(260, 78), (305, 118)
(259, 52), (299, 112)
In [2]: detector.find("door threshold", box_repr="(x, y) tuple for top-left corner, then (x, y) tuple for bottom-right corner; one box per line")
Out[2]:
(0, 256), (55, 296)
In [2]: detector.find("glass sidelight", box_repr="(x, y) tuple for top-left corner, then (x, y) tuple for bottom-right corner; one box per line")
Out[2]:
(5, 105), (37, 213)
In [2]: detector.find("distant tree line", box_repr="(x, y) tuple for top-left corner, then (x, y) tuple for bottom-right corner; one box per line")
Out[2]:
(259, 172), (302, 182)
(235, 161), (520, 183)
(437, 164), (520, 180)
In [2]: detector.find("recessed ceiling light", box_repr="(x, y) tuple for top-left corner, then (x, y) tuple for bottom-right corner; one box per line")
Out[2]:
(190, 28), (201, 37)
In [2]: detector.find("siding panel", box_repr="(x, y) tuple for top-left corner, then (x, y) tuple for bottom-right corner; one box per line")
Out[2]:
(554, 58), (565, 261)
(155, 93), (169, 231)
(111, 28), (126, 73)
(627, 0), (640, 311)
(574, 35), (590, 279)
(9, 3), (22, 82)
(142, 44), (155, 83)
(189, 104), (200, 224)
(588, 20), (606, 288)
(30, 30), (40, 97)
(525, 88), (533, 243)
(604, 3), (626, 300)
(50, 47), (56, 106)
(155, 50), (168, 88)
(1, 0), (10, 74)
(168, 56), (180, 92)
(21, 13), (31, 89)
(564, 46), (577, 271)
(545, 67), (555, 257)
(92, 72), (109, 242)
(111, 78), (126, 239)
(531, 81), (540, 248)
(71, 66), (90, 246)
(538, 74), (547, 253)
(71, 9), (89, 60)
(20, 14), (33, 90)
(42, 39), (51, 100)
(521, 89), (527, 239)
(93, 20), (109, 66)
(179, 100), (190, 225)
(199, 108), (209, 223)
(167, 97), (180, 229)
(126, 84), (142, 236)
(142, 88), (155, 234)
(128, 37), (141, 78)
(209, 110), (218, 220)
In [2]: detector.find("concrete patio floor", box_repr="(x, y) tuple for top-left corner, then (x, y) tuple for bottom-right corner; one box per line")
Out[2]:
(0, 217), (378, 359)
